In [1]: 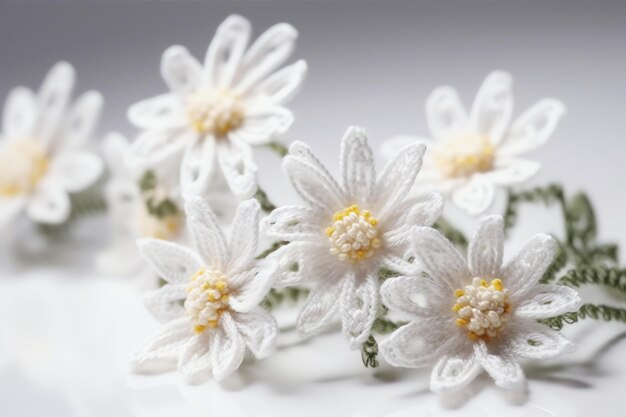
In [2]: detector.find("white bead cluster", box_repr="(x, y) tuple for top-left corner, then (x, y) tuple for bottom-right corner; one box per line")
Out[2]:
(186, 89), (245, 137)
(0, 141), (49, 196)
(452, 277), (510, 341)
(184, 268), (230, 333)
(434, 132), (495, 179)
(326, 205), (382, 262)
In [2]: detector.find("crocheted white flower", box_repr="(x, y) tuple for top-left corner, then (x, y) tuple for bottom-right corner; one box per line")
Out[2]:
(380, 215), (581, 393)
(381, 71), (565, 215)
(131, 197), (277, 383)
(127, 14), (307, 199)
(0, 62), (104, 226)
(262, 127), (443, 349)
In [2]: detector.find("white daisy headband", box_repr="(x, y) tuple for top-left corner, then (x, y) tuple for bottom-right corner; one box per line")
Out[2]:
(1, 14), (625, 404)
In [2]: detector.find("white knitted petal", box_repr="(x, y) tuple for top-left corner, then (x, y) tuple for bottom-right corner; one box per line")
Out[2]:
(283, 151), (345, 212)
(474, 341), (526, 390)
(227, 199), (260, 274)
(498, 99), (565, 157)
(261, 205), (323, 241)
(504, 320), (575, 359)
(380, 318), (458, 368)
(235, 22), (297, 94)
(178, 333), (213, 385)
(468, 215), (504, 278)
(297, 273), (346, 337)
(130, 317), (192, 374)
(49, 152), (103, 193)
(228, 260), (275, 313)
(502, 233), (556, 301)
(430, 353), (482, 394)
(211, 312), (246, 381)
(426, 86), (469, 141)
(383, 193), (444, 247)
(340, 127), (375, 204)
(205, 15), (251, 89)
(61, 90), (102, 150)
(126, 128), (192, 169)
(2, 87), (37, 141)
(137, 239), (203, 284)
(375, 142), (427, 216)
(380, 274), (448, 318)
(410, 227), (471, 291)
(270, 242), (330, 288)
(0, 197), (26, 228)
(143, 283), (187, 322)
(482, 158), (540, 187)
(234, 308), (278, 359)
(36, 62), (75, 142)
(515, 284), (582, 319)
(340, 273), (379, 349)
(185, 196), (229, 268)
(128, 93), (186, 130)
(379, 254), (419, 276)
(180, 135), (216, 197)
(249, 60), (307, 104)
(161, 45), (203, 98)
(230, 105), (293, 145)
(27, 183), (70, 224)
(452, 175), (496, 216)
(379, 135), (425, 160)
(470, 71), (513, 145)
(217, 138), (258, 199)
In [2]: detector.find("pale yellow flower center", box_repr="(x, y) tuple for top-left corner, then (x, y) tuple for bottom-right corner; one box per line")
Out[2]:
(326, 204), (381, 262)
(138, 210), (182, 240)
(186, 89), (245, 137)
(452, 277), (511, 342)
(185, 268), (230, 334)
(435, 133), (495, 178)
(0, 141), (49, 196)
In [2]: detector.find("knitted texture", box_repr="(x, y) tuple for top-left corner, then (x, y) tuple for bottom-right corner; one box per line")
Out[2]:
(262, 126), (443, 349)
(379, 215), (581, 394)
(131, 198), (278, 384)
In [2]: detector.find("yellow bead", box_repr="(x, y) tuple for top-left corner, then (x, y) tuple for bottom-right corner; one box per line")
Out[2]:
(454, 289), (465, 297)
(492, 278), (503, 291)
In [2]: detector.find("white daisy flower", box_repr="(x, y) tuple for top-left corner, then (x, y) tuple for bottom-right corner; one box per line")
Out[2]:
(0, 62), (104, 227)
(127, 14), (307, 199)
(131, 197), (277, 384)
(381, 71), (565, 215)
(262, 127), (443, 349)
(380, 215), (581, 393)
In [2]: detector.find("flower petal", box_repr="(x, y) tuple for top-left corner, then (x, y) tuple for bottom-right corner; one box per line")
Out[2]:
(426, 86), (469, 141)
(217, 138), (258, 198)
(211, 312), (246, 381)
(502, 233), (556, 301)
(180, 135), (216, 197)
(270, 241), (329, 288)
(27, 183), (70, 224)
(340, 127), (375, 205)
(178, 333), (213, 384)
(161, 45), (203, 97)
(61, 90), (102, 150)
(379, 135), (427, 161)
(470, 71), (513, 145)
(249, 60), (307, 104)
(126, 128), (193, 168)
(474, 341), (525, 390)
(297, 273), (346, 337)
(205, 15), (251, 88)
(411, 226), (471, 292)
(430, 353), (482, 394)
(185, 196), (229, 269)
(380, 274), (448, 318)
(144, 283), (187, 322)
(340, 273), (379, 349)
(49, 151), (104, 193)
(2, 87), (37, 141)
(382, 192), (443, 242)
(137, 239), (204, 284)
(228, 260), (275, 313)
(36, 62), (75, 142)
(261, 205), (324, 242)
(128, 94), (186, 130)
(504, 320), (575, 359)
(235, 23), (298, 94)
(468, 215), (504, 278)
(229, 105), (293, 145)
(102, 132), (131, 177)
(380, 318), (459, 368)
(227, 199), (260, 273)
(498, 99), (565, 157)
(451, 175), (495, 216)
(482, 157), (540, 187)
(514, 284), (581, 319)
(234, 308), (278, 359)
(0, 196), (26, 228)
(130, 317), (191, 374)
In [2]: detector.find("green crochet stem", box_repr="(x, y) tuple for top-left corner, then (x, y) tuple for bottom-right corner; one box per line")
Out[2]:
(254, 187), (277, 213)
(262, 287), (310, 310)
(540, 303), (626, 331)
(558, 266), (626, 297)
(361, 335), (380, 368)
(265, 141), (289, 158)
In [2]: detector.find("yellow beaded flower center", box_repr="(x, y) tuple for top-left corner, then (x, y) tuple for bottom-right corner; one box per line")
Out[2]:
(186, 89), (245, 137)
(185, 268), (230, 334)
(435, 133), (495, 178)
(326, 204), (381, 262)
(452, 277), (511, 342)
(0, 141), (49, 196)
(138, 209), (182, 240)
